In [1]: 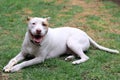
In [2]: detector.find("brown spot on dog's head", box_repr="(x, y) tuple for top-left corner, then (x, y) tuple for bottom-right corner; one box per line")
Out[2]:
(27, 16), (32, 21)
(42, 17), (50, 27)
(42, 21), (49, 27)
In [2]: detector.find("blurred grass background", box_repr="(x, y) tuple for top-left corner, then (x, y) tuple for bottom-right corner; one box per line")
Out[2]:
(0, 0), (120, 80)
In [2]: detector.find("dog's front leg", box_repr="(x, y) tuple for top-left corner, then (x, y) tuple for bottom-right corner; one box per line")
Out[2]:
(3, 52), (24, 72)
(10, 57), (44, 72)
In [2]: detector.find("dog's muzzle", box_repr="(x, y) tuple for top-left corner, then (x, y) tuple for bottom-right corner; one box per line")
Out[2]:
(29, 30), (44, 45)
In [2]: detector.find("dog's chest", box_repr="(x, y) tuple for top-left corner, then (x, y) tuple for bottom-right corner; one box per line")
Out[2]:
(24, 45), (39, 55)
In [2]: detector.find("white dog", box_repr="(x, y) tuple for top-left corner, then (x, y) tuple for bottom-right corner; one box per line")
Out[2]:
(3, 17), (119, 72)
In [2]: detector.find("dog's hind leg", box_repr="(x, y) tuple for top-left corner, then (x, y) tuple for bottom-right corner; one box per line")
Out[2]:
(67, 38), (89, 64)
(65, 55), (75, 61)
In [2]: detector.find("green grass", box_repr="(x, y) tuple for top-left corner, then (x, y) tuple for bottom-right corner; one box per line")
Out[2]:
(0, 0), (120, 80)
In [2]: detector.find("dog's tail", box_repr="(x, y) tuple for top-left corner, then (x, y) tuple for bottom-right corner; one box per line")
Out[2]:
(87, 36), (119, 54)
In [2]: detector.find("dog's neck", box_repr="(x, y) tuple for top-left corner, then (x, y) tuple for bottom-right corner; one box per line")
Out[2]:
(30, 39), (41, 46)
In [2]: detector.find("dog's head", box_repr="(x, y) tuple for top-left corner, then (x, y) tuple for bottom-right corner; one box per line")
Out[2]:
(27, 17), (50, 43)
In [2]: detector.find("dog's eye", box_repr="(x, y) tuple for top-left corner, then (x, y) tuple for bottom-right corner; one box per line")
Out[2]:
(42, 22), (47, 26)
(32, 23), (36, 25)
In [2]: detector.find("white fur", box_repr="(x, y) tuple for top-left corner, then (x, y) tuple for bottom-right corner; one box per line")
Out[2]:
(3, 17), (119, 72)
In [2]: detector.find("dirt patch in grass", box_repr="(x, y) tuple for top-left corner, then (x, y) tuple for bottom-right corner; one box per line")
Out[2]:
(55, 0), (65, 4)
(1, 72), (23, 80)
(109, 28), (120, 34)
(23, 8), (33, 15)
(65, 0), (104, 26)
(0, 72), (9, 80)
(64, 0), (104, 39)
(68, 0), (104, 15)
(63, 0), (120, 36)
(60, 6), (72, 13)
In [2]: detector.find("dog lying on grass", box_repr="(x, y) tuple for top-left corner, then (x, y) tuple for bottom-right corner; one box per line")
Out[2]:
(3, 17), (119, 72)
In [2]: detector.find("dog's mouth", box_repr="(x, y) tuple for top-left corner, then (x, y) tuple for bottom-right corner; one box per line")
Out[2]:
(29, 31), (43, 43)
(33, 35), (43, 43)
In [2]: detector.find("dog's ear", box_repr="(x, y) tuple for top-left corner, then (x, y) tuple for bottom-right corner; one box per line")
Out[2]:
(45, 17), (50, 21)
(42, 17), (50, 27)
(27, 16), (32, 21)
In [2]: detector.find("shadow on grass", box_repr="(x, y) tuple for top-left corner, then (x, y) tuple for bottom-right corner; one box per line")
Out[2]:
(102, 0), (120, 5)
(111, 0), (120, 5)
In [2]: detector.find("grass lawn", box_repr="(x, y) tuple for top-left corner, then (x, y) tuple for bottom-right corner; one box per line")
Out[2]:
(0, 0), (120, 80)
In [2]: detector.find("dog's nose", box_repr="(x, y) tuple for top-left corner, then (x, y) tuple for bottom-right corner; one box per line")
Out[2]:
(36, 29), (41, 34)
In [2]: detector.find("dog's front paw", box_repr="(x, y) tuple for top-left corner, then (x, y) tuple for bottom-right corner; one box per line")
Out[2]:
(10, 65), (21, 72)
(3, 66), (12, 73)
(3, 65), (21, 73)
